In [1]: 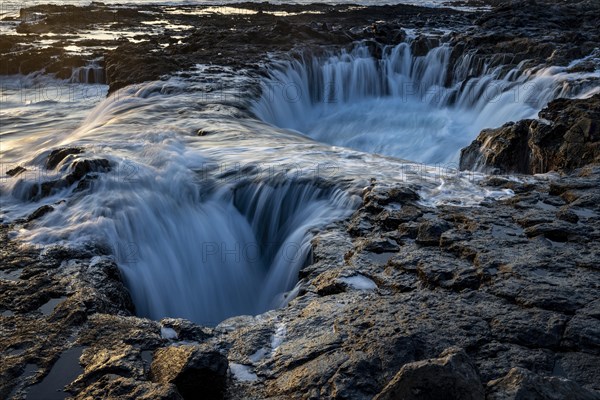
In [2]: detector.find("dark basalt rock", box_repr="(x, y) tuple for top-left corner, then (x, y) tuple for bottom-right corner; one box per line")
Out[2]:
(459, 119), (532, 174)
(46, 147), (83, 170)
(2, 2), (600, 399)
(2, 0), (600, 96)
(374, 347), (485, 400)
(27, 179), (69, 200)
(416, 219), (452, 246)
(3, 1), (475, 93)
(68, 159), (111, 182)
(26, 205), (54, 222)
(556, 207), (579, 224)
(75, 377), (182, 400)
(486, 367), (600, 400)
(27, 158), (111, 201)
(159, 318), (212, 343)
(6, 166), (27, 177)
(460, 94), (600, 174)
(2, 167), (600, 399)
(364, 237), (400, 253)
(150, 345), (228, 400)
(411, 35), (440, 57)
(105, 42), (185, 94)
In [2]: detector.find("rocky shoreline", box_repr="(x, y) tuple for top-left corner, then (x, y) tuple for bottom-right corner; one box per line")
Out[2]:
(2, 162), (600, 399)
(1, 0), (600, 399)
(460, 94), (600, 174)
(3, 0), (599, 92)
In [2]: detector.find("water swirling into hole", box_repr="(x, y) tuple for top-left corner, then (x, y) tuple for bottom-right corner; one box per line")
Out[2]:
(115, 178), (357, 326)
(5, 41), (598, 326)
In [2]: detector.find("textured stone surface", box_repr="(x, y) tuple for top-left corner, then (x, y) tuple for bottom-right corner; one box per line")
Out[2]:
(460, 95), (600, 174)
(1, 1), (600, 399)
(150, 345), (228, 400)
(2, 166), (599, 400)
(6, 0), (599, 95)
(374, 347), (485, 400)
(486, 367), (600, 400)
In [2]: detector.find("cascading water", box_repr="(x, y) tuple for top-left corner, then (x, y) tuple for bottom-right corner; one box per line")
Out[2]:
(69, 62), (106, 84)
(7, 42), (592, 327)
(6, 148), (357, 326)
(113, 178), (357, 326)
(1, 73), (365, 326)
(253, 42), (600, 165)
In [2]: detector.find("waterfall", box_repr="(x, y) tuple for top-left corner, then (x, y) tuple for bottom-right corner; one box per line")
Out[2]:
(15, 142), (359, 326)
(2, 70), (367, 326)
(252, 42), (600, 165)
(114, 178), (356, 326)
(8, 45), (596, 327)
(70, 62), (106, 84)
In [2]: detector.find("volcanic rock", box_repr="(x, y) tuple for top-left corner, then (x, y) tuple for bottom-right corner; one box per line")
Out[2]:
(374, 347), (485, 400)
(46, 148), (83, 170)
(460, 94), (600, 174)
(486, 367), (600, 400)
(150, 345), (228, 400)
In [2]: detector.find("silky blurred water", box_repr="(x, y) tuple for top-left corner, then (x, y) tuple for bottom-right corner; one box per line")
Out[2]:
(2, 19), (599, 324)
(0, 62), (519, 325)
(253, 43), (600, 164)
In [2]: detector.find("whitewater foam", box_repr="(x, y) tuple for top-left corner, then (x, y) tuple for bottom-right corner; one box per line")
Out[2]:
(252, 42), (600, 164)
(5, 45), (594, 325)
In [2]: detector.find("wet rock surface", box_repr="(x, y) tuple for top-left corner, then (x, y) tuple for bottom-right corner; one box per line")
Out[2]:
(2, 165), (600, 399)
(150, 345), (228, 400)
(0, 1), (471, 90)
(25, 154), (112, 201)
(373, 347), (485, 400)
(1, 0), (600, 399)
(3, 0), (599, 94)
(486, 367), (600, 400)
(460, 94), (600, 174)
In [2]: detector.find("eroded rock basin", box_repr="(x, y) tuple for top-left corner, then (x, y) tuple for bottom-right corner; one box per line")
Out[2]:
(2, 166), (600, 399)
(1, 0), (600, 399)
